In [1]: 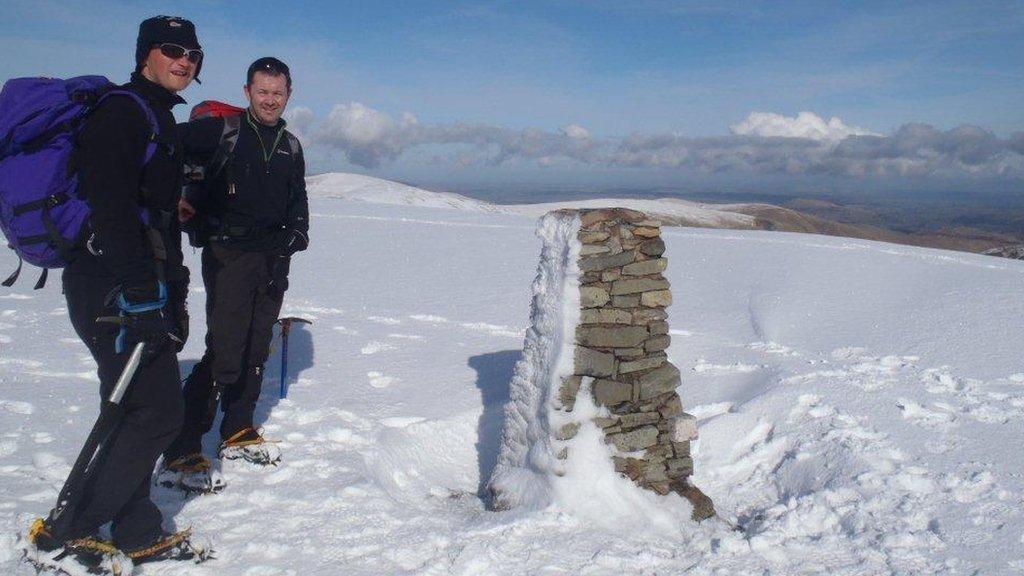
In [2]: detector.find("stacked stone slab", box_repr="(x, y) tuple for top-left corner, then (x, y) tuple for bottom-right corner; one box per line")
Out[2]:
(557, 207), (715, 520)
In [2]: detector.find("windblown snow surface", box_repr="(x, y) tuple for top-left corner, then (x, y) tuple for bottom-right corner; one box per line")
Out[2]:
(2, 177), (1024, 574)
(307, 172), (757, 229)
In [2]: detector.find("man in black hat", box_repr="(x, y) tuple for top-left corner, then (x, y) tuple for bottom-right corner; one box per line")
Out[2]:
(28, 15), (208, 568)
(160, 56), (308, 488)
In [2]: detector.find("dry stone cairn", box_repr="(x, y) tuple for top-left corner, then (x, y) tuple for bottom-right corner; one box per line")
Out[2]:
(488, 207), (714, 521)
(563, 208), (714, 520)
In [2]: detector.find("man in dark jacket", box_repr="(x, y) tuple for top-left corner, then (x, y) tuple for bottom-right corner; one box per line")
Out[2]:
(161, 57), (308, 487)
(29, 16), (205, 567)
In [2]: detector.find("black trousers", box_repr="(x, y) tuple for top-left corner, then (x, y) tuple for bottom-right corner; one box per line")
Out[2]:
(62, 271), (184, 549)
(165, 244), (285, 459)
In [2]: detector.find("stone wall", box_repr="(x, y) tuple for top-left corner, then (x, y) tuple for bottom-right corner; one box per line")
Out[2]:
(557, 207), (714, 521)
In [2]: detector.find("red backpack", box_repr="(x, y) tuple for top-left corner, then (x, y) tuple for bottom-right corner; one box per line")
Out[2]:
(185, 100), (299, 179)
(181, 101), (300, 247)
(187, 100), (245, 180)
(190, 100), (244, 120)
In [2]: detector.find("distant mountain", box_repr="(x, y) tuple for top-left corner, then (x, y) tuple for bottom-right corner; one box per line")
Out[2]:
(305, 173), (1021, 254)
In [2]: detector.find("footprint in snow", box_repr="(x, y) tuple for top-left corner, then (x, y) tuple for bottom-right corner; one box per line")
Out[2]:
(380, 416), (427, 428)
(0, 439), (17, 458)
(361, 341), (396, 355)
(830, 346), (869, 360)
(387, 333), (424, 340)
(459, 322), (522, 338)
(0, 293), (32, 300)
(262, 467), (296, 485)
(692, 359), (761, 373)
(32, 432), (53, 444)
(367, 316), (402, 325)
(922, 369), (963, 394)
(318, 427), (368, 447)
(896, 398), (956, 427)
(291, 409), (326, 426)
(285, 305), (342, 316)
(0, 400), (35, 415)
(749, 341), (799, 356)
(942, 468), (998, 504)
(367, 371), (398, 388)
(409, 314), (449, 323)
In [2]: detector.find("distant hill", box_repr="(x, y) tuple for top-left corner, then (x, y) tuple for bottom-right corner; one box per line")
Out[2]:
(306, 173), (1022, 255)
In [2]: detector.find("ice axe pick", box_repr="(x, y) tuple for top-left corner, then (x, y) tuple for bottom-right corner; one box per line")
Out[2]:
(276, 317), (312, 398)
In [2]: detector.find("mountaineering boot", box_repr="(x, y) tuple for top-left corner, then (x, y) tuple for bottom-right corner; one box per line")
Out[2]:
(219, 427), (281, 466)
(123, 527), (213, 565)
(22, 518), (134, 575)
(156, 453), (226, 495)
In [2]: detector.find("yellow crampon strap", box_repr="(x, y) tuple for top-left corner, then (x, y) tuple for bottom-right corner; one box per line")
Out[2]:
(28, 518), (50, 545)
(166, 453), (211, 473)
(67, 536), (120, 556)
(125, 527), (191, 561)
(221, 427), (276, 448)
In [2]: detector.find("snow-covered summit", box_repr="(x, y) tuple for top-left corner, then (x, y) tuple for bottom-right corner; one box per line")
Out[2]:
(306, 172), (757, 229)
(306, 172), (498, 212)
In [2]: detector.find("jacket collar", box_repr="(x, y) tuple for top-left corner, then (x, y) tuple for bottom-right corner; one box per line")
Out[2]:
(128, 72), (186, 108)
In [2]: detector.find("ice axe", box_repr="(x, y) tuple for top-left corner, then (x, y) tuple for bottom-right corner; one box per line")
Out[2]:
(276, 317), (312, 398)
(47, 325), (146, 541)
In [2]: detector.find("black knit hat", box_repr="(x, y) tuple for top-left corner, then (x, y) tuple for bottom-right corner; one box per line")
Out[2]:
(135, 16), (202, 81)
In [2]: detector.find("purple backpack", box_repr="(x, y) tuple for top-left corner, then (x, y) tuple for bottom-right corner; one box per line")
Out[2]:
(0, 76), (160, 288)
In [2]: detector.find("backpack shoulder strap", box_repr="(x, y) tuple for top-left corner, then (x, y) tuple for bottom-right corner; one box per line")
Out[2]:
(285, 131), (301, 156)
(95, 89), (162, 165)
(209, 114), (241, 180)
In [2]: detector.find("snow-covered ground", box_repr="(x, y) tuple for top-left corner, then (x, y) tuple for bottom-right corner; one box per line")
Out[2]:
(2, 176), (1024, 574)
(307, 172), (757, 229)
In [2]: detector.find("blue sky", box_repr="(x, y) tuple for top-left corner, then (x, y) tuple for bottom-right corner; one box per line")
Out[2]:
(2, 0), (1022, 195)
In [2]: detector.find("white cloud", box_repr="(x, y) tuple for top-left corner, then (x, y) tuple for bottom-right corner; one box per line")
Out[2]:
(316, 103), (420, 168)
(297, 104), (1023, 181)
(730, 111), (881, 141)
(561, 124), (591, 140)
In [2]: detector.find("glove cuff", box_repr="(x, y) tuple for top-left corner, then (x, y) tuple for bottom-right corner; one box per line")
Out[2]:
(117, 281), (168, 313)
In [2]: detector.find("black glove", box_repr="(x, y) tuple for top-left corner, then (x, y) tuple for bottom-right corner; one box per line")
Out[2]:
(167, 278), (189, 352)
(274, 228), (308, 257)
(266, 255), (291, 299)
(113, 282), (181, 363)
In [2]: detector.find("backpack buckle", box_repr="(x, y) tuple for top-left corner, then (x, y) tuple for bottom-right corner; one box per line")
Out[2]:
(44, 193), (65, 208)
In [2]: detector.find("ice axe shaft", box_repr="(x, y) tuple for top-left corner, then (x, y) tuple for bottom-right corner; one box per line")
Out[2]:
(276, 317), (312, 398)
(48, 341), (145, 540)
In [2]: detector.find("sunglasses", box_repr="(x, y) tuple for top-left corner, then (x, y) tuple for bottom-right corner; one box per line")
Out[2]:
(157, 43), (203, 64)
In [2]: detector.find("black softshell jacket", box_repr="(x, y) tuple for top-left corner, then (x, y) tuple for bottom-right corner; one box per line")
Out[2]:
(180, 111), (308, 252)
(72, 73), (188, 286)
